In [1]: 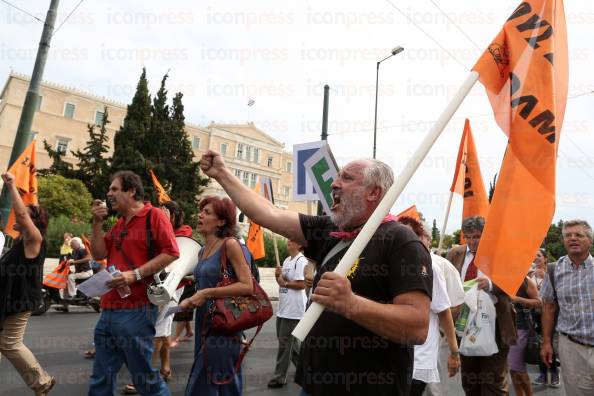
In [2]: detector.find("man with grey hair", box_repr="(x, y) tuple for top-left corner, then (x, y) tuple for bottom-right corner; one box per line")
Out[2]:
(540, 219), (594, 396)
(447, 216), (517, 395)
(199, 150), (432, 395)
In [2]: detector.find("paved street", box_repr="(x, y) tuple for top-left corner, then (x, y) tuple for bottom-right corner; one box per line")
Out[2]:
(0, 301), (567, 396)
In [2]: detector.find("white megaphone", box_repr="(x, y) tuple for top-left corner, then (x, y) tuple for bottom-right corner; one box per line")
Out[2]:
(147, 236), (201, 306)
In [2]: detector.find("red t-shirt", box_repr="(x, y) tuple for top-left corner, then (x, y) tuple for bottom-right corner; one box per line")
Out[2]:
(101, 202), (180, 309)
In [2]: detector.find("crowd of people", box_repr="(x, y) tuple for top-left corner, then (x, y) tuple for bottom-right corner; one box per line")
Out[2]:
(0, 148), (593, 396)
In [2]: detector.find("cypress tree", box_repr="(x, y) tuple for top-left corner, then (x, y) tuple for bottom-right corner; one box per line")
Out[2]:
(72, 107), (111, 198)
(110, 67), (152, 188)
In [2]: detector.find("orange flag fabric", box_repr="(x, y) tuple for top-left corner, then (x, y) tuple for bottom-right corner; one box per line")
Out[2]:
(4, 140), (38, 239)
(149, 169), (171, 204)
(450, 119), (489, 222)
(395, 205), (421, 221)
(472, 0), (568, 296)
(246, 181), (266, 260)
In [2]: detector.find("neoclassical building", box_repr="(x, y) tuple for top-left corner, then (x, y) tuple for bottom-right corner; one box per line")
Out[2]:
(0, 72), (308, 214)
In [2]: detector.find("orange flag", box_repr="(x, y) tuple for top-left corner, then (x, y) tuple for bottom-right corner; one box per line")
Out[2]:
(4, 140), (38, 239)
(149, 169), (171, 204)
(395, 205), (421, 221)
(450, 119), (489, 222)
(472, 0), (568, 296)
(246, 181), (265, 260)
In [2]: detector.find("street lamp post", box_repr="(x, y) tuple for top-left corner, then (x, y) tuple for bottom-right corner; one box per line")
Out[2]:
(373, 46), (404, 159)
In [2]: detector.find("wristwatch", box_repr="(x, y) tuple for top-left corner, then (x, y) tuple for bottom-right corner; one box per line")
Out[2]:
(133, 268), (142, 281)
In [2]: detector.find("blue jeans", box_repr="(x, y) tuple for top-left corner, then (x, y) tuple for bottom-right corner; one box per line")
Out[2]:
(89, 306), (170, 396)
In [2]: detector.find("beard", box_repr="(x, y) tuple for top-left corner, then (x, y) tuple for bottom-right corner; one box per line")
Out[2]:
(330, 187), (367, 230)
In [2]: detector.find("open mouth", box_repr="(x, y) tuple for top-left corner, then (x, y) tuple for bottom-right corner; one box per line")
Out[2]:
(331, 190), (341, 211)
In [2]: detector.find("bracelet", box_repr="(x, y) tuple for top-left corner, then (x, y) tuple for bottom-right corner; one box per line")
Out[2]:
(450, 351), (460, 356)
(133, 268), (142, 281)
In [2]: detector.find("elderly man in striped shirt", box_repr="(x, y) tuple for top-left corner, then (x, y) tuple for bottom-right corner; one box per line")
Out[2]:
(540, 219), (594, 396)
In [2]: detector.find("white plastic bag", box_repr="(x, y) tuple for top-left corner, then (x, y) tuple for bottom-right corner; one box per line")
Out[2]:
(459, 289), (498, 356)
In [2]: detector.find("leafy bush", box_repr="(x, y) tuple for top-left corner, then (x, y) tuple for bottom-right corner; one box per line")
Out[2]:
(255, 233), (288, 268)
(38, 175), (93, 221)
(46, 215), (92, 258)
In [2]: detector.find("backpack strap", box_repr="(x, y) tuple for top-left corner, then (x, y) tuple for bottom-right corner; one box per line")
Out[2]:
(146, 208), (154, 260)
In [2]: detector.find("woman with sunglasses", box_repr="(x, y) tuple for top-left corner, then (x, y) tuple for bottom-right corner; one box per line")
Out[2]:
(0, 172), (55, 395)
(180, 196), (253, 396)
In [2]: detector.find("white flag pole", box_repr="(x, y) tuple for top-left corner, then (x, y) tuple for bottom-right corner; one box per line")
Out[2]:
(272, 233), (281, 267)
(292, 71), (480, 341)
(438, 191), (454, 250)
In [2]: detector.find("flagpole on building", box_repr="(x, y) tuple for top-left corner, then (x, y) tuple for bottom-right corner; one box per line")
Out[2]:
(293, 71), (480, 342)
(438, 191), (454, 250)
(0, 0), (60, 229)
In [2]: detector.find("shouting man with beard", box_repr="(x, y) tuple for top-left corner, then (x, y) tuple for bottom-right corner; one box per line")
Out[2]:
(199, 151), (432, 396)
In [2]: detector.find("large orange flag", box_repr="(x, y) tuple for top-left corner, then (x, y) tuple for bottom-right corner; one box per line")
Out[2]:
(450, 119), (489, 222)
(4, 140), (38, 239)
(149, 169), (171, 204)
(472, 0), (568, 296)
(246, 181), (265, 260)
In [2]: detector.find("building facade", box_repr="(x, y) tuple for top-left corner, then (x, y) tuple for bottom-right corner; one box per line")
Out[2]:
(0, 72), (309, 215)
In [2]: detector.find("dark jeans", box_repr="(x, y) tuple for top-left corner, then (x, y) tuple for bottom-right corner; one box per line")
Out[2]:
(89, 306), (170, 396)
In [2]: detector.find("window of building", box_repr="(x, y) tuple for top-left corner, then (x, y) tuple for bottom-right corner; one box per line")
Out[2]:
(237, 143), (244, 159)
(286, 161), (292, 173)
(56, 137), (70, 154)
(220, 143), (228, 155)
(253, 148), (259, 163)
(242, 172), (249, 186)
(36, 95), (42, 112)
(94, 110), (105, 126)
(267, 155), (274, 167)
(245, 145), (252, 161)
(192, 136), (201, 150)
(64, 102), (76, 119)
(250, 173), (257, 188)
(282, 186), (290, 196)
(234, 169), (242, 179)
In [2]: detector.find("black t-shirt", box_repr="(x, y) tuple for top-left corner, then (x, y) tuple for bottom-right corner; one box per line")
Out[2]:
(296, 214), (433, 396)
(72, 247), (91, 272)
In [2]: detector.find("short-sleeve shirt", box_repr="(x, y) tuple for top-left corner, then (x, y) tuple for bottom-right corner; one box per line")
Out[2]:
(72, 247), (91, 272)
(277, 252), (308, 320)
(101, 202), (179, 309)
(296, 214), (433, 396)
(431, 253), (465, 307)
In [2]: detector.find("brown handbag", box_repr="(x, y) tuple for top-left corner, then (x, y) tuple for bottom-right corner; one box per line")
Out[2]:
(208, 238), (273, 334)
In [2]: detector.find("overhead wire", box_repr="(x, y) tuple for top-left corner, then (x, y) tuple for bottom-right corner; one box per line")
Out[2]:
(0, 0), (43, 23)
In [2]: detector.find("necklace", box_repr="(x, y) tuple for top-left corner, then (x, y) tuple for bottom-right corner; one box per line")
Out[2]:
(202, 239), (222, 259)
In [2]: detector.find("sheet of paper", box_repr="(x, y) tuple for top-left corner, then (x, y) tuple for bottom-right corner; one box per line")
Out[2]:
(77, 269), (114, 298)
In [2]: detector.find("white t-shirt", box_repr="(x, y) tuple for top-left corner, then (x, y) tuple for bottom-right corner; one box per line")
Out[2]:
(0, 231), (4, 255)
(431, 253), (465, 307)
(277, 252), (308, 320)
(413, 257), (452, 383)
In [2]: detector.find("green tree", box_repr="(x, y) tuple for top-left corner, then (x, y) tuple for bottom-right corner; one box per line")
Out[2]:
(38, 139), (75, 178)
(72, 107), (111, 198)
(163, 92), (208, 225)
(37, 175), (92, 221)
(110, 68), (152, 183)
(453, 229), (462, 245)
(46, 216), (92, 258)
(431, 219), (440, 247)
(544, 220), (565, 260)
